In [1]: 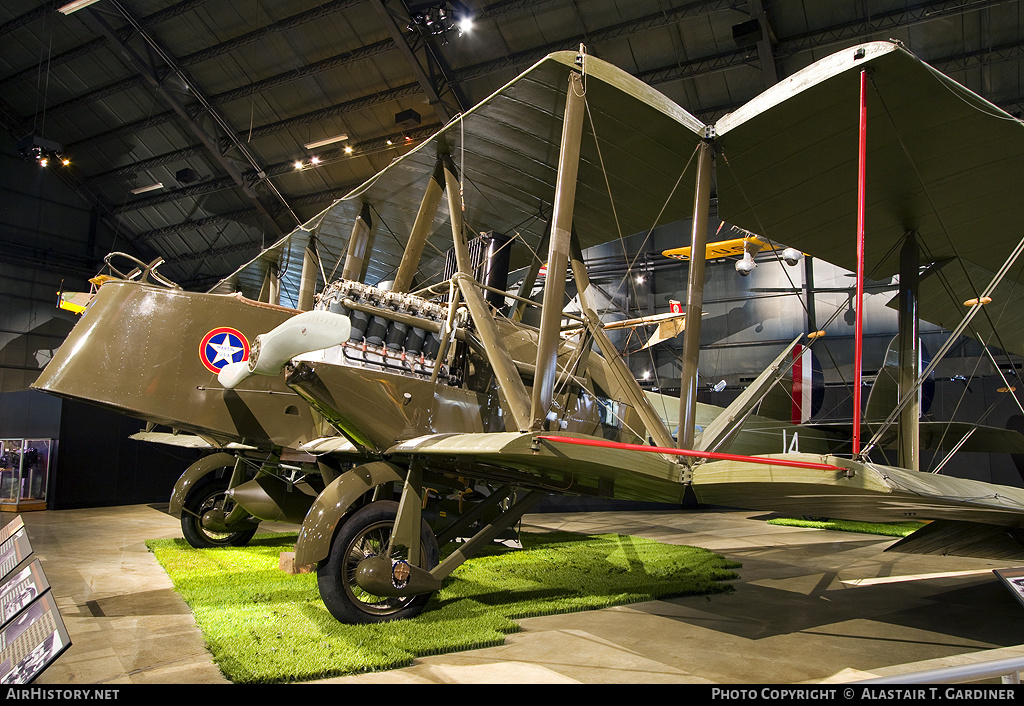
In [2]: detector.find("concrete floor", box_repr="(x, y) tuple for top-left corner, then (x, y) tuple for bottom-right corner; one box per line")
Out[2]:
(13, 503), (1024, 685)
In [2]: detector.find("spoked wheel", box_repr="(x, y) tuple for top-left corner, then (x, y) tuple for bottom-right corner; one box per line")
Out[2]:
(180, 480), (258, 548)
(317, 500), (440, 624)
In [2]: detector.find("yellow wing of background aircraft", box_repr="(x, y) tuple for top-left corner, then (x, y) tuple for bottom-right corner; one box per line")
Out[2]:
(662, 223), (803, 276)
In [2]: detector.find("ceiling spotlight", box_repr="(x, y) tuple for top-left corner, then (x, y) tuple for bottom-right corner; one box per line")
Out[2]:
(303, 133), (348, 150)
(57, 0), (103, 15)
(344, 146), (353, 155)
(130, 182), (164, 195)
(17, 135), (70, 168)
(309, 156), (321, 165)
(406, 1), (473, 42)
(294, 160), (304, 170)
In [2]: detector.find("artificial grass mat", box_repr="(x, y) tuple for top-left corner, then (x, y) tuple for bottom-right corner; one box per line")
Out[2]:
(767, 517), (926, 537)
(146, 530), (740, 683)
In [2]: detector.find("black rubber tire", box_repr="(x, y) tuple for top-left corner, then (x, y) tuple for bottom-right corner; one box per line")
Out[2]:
(317, 500), (440, 624)
(180, 480), (258, 549)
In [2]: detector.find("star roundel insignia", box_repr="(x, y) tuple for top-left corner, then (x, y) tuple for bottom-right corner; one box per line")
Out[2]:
(199, 327), (250, 374)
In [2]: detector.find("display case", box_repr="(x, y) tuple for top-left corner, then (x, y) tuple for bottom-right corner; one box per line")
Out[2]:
(0, 440), (50, 512)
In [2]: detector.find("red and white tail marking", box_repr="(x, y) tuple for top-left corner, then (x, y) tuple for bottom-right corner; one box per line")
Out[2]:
(791, 344), (814, 425)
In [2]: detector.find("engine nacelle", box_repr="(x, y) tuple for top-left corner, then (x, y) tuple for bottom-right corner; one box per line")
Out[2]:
(735, 255), (755, 276)
(782, 247), (803, 266)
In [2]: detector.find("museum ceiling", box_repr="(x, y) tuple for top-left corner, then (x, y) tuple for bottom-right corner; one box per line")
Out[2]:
(2, 0), (1022, 299)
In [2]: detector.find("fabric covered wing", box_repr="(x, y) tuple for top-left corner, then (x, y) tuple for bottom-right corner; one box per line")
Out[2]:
(714, 40), (1024, 353)
(212, 50), (707, 299)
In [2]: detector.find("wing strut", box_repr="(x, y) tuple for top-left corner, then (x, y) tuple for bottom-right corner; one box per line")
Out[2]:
(693, 334), (806, 454)
(297, 239), (320, 311)
(341, 202), (373, 282)
(897, 231), (920, 469)
(257, 261), (280, 305)
(678, 140), (714, 451)
(511, 216), (551, 323)
(393, 157), (446, 293)
(852, 68), (868, 457)
(443, 157), (533, 431)
(531, 66), (587, 430)
(570, 231), (676, 448)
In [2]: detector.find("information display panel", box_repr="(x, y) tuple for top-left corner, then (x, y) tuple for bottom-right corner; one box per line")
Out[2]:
(0, 531), (33, 583)
(0, 516), (24, 548)
(0, 515), (70, 683)
(0, 593), (70, 684)
(0, 561), (49, 630)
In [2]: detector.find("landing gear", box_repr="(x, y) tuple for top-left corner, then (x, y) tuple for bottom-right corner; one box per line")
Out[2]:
(317, 500), (440, 624)
(180, 480), (258, 548)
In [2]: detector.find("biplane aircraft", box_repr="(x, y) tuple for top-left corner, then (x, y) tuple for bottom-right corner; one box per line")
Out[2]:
(31, 40), (1024, 624)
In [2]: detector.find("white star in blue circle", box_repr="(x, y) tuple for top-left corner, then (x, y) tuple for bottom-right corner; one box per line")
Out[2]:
(205, 332), (246, 370)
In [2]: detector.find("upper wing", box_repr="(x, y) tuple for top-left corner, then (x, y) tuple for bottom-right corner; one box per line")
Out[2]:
(346, 50), (707, 285)
(713, 40), (1024, 353)
(211, 50), (708, 299)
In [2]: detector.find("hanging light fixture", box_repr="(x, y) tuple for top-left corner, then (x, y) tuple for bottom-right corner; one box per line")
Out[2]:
(57, 0), (103, 15)
(303, 133), (348, 151)
(406, 1), (474, 41)
(17, 136), (70, 168)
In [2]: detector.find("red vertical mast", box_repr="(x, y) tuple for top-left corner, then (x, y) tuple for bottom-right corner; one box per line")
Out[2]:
(852, 69), (868, 456)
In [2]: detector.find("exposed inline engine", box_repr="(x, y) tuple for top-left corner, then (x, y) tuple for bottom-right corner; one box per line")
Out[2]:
(311, 279), (469, 382)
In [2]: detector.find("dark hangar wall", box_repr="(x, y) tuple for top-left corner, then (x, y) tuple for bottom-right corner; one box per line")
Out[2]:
(0, 133), (193, 509)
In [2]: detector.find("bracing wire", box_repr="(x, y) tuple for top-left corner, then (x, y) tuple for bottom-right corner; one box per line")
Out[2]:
(582, 94), (699, 397)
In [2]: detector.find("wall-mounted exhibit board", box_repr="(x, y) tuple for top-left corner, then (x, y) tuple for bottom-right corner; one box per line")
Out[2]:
(0, 516), (70, 684)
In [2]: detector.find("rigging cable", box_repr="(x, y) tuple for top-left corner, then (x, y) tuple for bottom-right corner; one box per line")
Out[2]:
(868, 69), (1024, 394)
(912, 235), (1024, 418)
(715, 149), (864, 425)
(582, 96), (699, 396)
